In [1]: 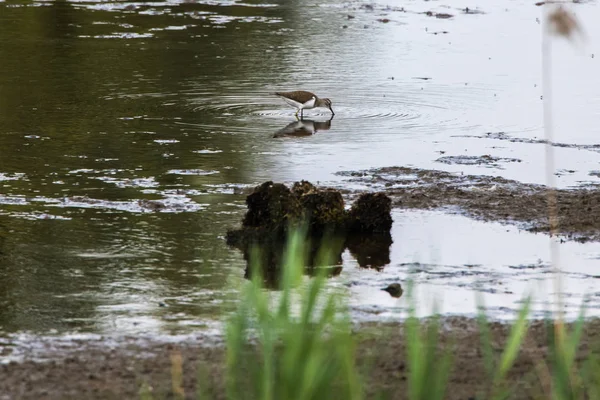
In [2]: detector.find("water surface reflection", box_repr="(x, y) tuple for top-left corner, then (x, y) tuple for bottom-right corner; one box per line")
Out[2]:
(3, 0), (600, 336)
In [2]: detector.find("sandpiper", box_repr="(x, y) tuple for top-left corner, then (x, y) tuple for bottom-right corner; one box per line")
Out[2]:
(272, 91), (335, 117)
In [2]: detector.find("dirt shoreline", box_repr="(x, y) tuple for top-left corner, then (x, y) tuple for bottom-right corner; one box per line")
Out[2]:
(2, 317), (600, 399)
(336, 166), (600, 243)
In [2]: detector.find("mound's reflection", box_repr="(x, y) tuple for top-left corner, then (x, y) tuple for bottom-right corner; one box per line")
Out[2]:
(240, 231), (392, 289)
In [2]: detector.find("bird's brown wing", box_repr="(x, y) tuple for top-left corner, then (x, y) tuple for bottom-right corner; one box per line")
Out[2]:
(274, 91), (316, 104)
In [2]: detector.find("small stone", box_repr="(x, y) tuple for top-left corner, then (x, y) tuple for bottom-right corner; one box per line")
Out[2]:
(382, 283), (403, 298)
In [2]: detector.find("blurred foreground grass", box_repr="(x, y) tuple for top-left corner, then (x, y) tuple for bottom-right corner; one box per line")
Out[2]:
(140, 230), (600, 400)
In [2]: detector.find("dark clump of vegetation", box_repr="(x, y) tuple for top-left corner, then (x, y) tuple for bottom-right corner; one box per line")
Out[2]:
(293, 180), (347, 233)
(347, 192), (392, 234)
(227, 180), (393, 242)
(225, 181), (393, 285)
(242, 181), (303, 229)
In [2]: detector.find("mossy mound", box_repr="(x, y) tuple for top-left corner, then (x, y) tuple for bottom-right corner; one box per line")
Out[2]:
(291, 180), (347, 231)
(226, 181), (394, 283)
(291, 180), (318, 198)
(242, 181), (302, 228)
(298, 190), (346, 232)
(347, 193), (392, 234)
(230, 180), (351, 241)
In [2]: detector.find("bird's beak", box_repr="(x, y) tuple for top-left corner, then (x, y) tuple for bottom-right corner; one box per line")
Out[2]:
(329, 106), (335, 115)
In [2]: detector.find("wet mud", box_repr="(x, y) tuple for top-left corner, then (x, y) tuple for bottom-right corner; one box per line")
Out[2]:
(435, 154), (522, 169)
(337, 0), (487, 36)
(338, 166), (600, 243)
(4, 318), (600, 400)
(457, 131), (600, 154)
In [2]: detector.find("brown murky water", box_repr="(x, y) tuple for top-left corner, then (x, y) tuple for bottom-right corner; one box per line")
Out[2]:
(1, 0), (600, 339)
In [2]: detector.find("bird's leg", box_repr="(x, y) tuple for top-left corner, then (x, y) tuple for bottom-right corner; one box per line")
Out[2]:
(294, 109), (299, 118)
(300, 108), (304, 119)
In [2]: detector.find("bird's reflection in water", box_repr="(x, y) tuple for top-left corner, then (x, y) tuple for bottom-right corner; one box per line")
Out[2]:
(273, 117), (333, 138)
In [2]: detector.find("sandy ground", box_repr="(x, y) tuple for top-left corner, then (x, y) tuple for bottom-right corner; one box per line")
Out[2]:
(2, 317), (600, 400)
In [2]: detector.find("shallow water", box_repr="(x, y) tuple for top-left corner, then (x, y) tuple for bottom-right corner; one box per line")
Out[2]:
(347, 209), (600, 320)
(1, 0), (600, 338)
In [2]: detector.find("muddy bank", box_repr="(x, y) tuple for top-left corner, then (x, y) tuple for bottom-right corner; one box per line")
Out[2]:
(3, 318), (600, 399)
(337, 166), (600, 243)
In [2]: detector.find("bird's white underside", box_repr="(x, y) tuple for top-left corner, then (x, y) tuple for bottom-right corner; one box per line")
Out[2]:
(280, 96), (316, 110)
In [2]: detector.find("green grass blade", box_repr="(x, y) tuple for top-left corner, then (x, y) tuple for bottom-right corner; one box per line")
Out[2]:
(564, 301), (586, 369)
(432, 348), (453, 400)
(405, 287), (424, 400)
(476, 293), (495, 382)
(492, 296), (531, 397)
